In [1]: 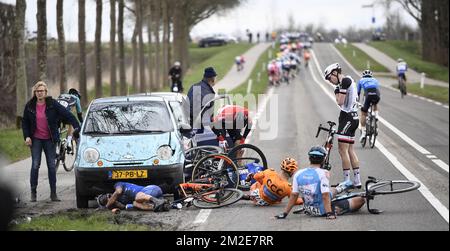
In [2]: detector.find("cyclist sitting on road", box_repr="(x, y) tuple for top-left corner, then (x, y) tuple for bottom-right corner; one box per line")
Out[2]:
(97, 182), (170, 212)
(211, 105), (252, 151)
(396, 58), (408, 87)
(169, 61), (183, 93)
(357, 70), (381, 143)
(57, 88), (83, 152)
(242, 158), (303, 207)
(275, 146), (365, 220)
(324, 63), (362, 188)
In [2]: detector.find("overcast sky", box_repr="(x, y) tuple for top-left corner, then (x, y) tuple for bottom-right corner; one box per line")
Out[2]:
(0, 0), (417, 41)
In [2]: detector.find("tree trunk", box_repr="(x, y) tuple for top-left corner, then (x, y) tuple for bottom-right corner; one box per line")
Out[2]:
(15, 0), (27, 127)
(95, 0), (103, 98)
(162, 0), (169, 87)
(154, 0), (162, 89)
(118, 0), (127, 95)
(132, 24), (138, 93)
(110, 0), (117, 96)
(147, 2), (154, 91)
(79, 0), (87, 108)
(57, 0), (67, 93)
(37, 0), (47, 82)
(137, 0), (146, 93)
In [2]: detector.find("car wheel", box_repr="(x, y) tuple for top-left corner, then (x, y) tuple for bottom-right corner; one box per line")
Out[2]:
(75, 178), (89, 209)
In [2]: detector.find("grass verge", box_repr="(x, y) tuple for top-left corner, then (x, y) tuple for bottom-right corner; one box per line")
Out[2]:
(335, 44), (389, 73)
(0, 128), (29, 163)
(369, 41), (449, 82)
(391, 83), (449, 104)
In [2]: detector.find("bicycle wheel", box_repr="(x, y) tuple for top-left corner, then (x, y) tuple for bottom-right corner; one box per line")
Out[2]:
(368, 180), (420, 195)
(185, 146), (224, 170)
(63, 139), (77, 172)
(55, 142), (64, 172)
(191, 154), (240, 189)
(228, 144), (268, 190)
(193, 188), (244, 209)
(370, 118), (378, 149)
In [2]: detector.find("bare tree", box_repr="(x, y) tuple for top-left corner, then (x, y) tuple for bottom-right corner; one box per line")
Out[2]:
(136, 0), (146, 93)
(162, 0), (170, 86)
(57, 0), (67, 93)
(110, 0), (117, 96)
(146, 1), (154, 91)
(154, 0), (162, 89)
(79, 0), (87, 107)
(95, 0), (103, 98)
(132, 22), (138, 93)
(37, 0), (47, 81)
(118, 0), (127, 95)
(15, 0), (27, 127)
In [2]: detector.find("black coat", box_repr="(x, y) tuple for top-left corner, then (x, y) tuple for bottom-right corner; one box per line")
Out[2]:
(22, 97), (81, 143)
(187, 80), (216, 129)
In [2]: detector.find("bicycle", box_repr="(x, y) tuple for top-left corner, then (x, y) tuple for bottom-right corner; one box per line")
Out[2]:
(332, 176), (421, 214)
(315, 121), (337, 171)
(55, 127), (77, 172)
(172, 176), (244, 209)
(398, 76), (407, 99)
(359, 103), (378, 149)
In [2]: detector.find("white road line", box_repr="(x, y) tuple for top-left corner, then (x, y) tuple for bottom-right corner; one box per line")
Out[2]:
(193, 209), (212, 224)
(319, 46), (449, 173)
(309, 51), (449, 224)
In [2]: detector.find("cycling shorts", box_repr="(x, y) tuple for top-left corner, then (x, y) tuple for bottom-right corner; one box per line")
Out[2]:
(140, 185), (163, 199)
(337, 111), (359, 144)
(250, 187), (270, 206)
(398, 73), (407, 81)
(331, 199), (351, 215)
(362, 88), (381, 113)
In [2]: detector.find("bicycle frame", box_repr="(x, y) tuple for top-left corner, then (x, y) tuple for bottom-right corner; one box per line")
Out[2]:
(316, 121), (337, 171)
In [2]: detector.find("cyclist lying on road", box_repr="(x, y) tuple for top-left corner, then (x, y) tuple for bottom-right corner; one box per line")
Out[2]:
(242, 158), (303, 207)
(275, 146), (365, 220)
(97, 182), (171, 212)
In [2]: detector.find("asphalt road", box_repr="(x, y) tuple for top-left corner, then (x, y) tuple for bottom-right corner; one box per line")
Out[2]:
(4, 43), (448, 231)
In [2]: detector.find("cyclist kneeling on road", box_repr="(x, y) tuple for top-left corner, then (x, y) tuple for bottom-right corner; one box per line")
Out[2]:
(211, 105), (252, 151)
(275, 146), (365, 220)
(97, 182), (170, 212)
(242, 158), (303, 207)
(357, 70), (381, 143)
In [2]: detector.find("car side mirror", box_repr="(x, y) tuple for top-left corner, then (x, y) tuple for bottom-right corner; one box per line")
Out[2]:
(179, 123), (192, 134)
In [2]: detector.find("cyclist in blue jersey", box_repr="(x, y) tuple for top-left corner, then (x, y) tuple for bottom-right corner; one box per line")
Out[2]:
(57, 88), (83, 152)
(357, 70), (381, 143)
(97, 182), (170, 212)
(275, 146), (365, 220)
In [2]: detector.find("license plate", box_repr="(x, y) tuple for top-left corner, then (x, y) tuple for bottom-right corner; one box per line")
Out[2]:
(110, 170), (148, 180)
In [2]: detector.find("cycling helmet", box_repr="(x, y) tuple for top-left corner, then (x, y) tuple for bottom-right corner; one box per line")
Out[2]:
(69, 88), (81, 99)
(323, 63), (342, 80)
(397, 58), (404, 63)
(281, 157), (298, 176)
(308, 146), (327, 165)
(96, 193), (112, 208)
(362, 69), (373, 78)
(174, 61), (181, 67)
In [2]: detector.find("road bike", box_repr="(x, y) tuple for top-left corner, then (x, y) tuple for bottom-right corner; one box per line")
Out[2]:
(315, 121), (337, 171)
(55, 127), (77, 172)
(332, 176), (421, 214)
(398, 76), (407, 99)
(360, 103), (378, 149)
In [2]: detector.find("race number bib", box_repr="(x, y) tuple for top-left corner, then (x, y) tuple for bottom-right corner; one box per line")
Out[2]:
(58, 100), (69, 108)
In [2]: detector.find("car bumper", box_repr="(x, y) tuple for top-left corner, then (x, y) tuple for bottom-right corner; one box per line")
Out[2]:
(75, 164), (184, 196)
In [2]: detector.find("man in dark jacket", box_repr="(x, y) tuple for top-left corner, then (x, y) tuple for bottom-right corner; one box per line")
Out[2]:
(187, 67), (218, 130)
(22, 81), (80, 202)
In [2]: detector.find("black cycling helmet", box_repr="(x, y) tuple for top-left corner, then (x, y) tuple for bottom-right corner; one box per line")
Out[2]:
(308, 146), (327, 165)
(69, 88), (81, 100)
(96, 193), (112, 208)
(362, 70), (373, 78)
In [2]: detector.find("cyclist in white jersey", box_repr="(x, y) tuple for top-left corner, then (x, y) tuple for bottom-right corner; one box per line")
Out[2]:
(324, 63), (362, 188)
(275, 146), (365, 220)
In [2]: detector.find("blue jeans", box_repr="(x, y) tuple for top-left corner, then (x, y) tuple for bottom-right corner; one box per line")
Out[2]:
(30, 138), (57, 193)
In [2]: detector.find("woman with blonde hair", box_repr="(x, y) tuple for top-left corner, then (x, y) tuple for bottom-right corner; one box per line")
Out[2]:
(22, 81), (80, 202)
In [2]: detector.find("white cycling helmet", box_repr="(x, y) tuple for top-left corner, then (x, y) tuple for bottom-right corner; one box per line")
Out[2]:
(174, 61), (181, 67)
(324, 63), (342, 80)
(397, 58), (404, 63)
(362, 70), (373, 78)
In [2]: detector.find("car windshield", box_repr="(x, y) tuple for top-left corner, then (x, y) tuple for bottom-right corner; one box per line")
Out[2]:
(169, 101), (190, 125)
(84, 101), (174, 135)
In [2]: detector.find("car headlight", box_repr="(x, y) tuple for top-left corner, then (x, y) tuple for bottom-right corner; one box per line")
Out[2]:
(157, 146), (173, 161)
(84, 148), (100, 163)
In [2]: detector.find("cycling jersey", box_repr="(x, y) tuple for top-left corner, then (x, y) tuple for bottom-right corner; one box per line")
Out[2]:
(252, 169), (293, 205)
(340, 76), (358, 113)
(396, 62), (408, 75)
(357, 77), (380, 97)
(57, 94), (82, 113)
(358, 78), (381, 113)
(268, 64), (279, 75)
(212, 105), (252, 141)
(239, 163), (266, 187)
(292, 168), (331, 216)
(114, 182), (145, 205)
